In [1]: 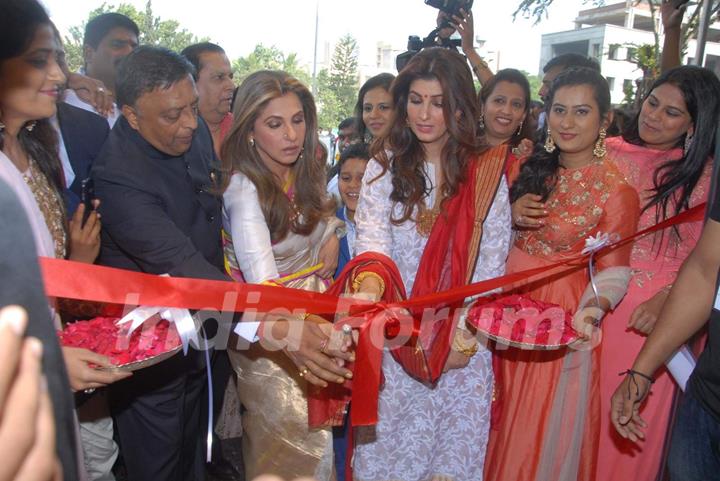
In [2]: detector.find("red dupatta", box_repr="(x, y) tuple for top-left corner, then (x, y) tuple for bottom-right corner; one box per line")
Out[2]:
(398, 143), (509, 383)
(310, 144), (509, 428)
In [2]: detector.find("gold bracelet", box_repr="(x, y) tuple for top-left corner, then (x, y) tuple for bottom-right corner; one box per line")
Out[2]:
(352, 271), (385, 296)
(473, 59), (489, 73)
(452, 334), (479, 358)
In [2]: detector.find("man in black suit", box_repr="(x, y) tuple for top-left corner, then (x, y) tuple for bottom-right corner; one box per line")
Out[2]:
(54, 101), (110, 213)
(93, 46), (352, 481)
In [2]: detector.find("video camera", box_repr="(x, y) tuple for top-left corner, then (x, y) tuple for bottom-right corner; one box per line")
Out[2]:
(396, 0), (474, 71)
(426, 0), (473, 25)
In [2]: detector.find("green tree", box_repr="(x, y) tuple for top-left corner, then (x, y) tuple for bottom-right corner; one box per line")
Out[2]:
(513, 0), (630, 23)
(231, 44), (311, 86)
(524, 72), (542, 101)
(317, 34), (359, 130)
(62, 0), (207, 72)
(316, 68), (341, 130)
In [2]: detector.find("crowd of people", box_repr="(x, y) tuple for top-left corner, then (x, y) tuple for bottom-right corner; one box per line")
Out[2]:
(2, 0), (720, 480)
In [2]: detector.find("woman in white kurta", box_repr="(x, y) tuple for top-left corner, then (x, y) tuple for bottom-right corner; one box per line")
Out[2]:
(349, 48), (512, 481)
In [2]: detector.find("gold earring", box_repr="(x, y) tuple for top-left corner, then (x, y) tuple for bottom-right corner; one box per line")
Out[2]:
(593, 127), (607, 158)
(249, 137), (255, 147)
(544, 128), (556, 153)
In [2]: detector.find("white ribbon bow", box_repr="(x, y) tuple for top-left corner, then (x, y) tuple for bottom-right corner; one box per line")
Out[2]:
(116, 305), (199, 355)
(581, 232), (612, 255)
(581, 231), (618, 310)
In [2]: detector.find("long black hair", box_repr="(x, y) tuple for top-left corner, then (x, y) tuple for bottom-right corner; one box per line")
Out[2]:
(510, 67), (611, 202)
(623, 66), (720, 221)
(0, 0), (65, 209)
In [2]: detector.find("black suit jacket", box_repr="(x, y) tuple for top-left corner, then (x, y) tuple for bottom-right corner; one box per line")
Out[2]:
(56, 102), (110, 212)
(92, 115), (226, 281)
(0, 179), (79, 481)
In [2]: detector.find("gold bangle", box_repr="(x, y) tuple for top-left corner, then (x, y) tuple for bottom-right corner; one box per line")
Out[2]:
(452, 335), (479, 358)
(352, 271), (385, 296)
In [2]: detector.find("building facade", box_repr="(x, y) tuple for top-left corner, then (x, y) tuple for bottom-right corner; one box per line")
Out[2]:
(540, 1), (720, 104)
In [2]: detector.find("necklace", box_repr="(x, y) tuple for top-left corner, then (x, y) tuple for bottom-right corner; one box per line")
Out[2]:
(283, 172), (300, 223)
(416, 193), (444, 237)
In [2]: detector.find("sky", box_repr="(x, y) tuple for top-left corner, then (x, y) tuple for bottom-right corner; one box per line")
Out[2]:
(45, 0), (589, 76)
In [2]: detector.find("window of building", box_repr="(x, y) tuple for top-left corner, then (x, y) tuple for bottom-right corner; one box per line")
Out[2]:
(607, 77), (615, 91)
(592, 43), (601, 59)
(608, 44), (619, 60)
(623, 79), (633, 93)
(626, 47), (636, 61)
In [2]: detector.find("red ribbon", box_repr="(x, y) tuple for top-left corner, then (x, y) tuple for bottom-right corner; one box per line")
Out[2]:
(39, 202), (706, 426)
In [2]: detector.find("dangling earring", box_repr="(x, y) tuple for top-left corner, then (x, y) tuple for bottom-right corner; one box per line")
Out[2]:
(298, 146), (305, 159)
(516, 121), (524, 136)
(593, 127), (607, 158)
(544, 128), (556, 153)
(25, 121), (36, 132)
(684, 133), (693, 156)
(478, 113), (485, 130)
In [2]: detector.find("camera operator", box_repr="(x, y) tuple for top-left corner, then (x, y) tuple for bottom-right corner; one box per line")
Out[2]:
(396, 2), (493, 87)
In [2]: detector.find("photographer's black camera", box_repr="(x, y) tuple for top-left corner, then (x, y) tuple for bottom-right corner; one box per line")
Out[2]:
(396, 0), (473, 71)
(425, 0), (473, 19)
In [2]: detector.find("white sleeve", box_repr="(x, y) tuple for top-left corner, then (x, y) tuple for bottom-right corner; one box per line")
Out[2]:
(354, 159), (394, 257)
(223, 173), (278, 342)
(222, 173), (280, 284)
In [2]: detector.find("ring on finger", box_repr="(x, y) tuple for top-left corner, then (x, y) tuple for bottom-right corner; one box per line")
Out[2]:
(319, 338), (329, 353)
(515, 214), (524, 224)
(298, 366), (309, 377)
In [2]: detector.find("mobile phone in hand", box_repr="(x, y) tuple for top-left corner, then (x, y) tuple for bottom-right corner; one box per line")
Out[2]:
(80, 178), (95, 227)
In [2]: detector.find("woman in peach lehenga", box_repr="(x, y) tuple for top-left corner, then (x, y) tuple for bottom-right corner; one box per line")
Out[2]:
(597, 66), (720, 481)
(484, 68), (640, 481)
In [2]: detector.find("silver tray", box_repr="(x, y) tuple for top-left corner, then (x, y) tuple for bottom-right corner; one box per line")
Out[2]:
(100, 345), (183, 372)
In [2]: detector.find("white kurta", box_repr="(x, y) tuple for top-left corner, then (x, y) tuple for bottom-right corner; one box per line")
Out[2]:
(352, 159), (512, 481)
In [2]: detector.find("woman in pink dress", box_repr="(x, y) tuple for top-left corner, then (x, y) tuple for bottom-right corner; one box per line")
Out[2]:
(598, 66), (720, 481)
